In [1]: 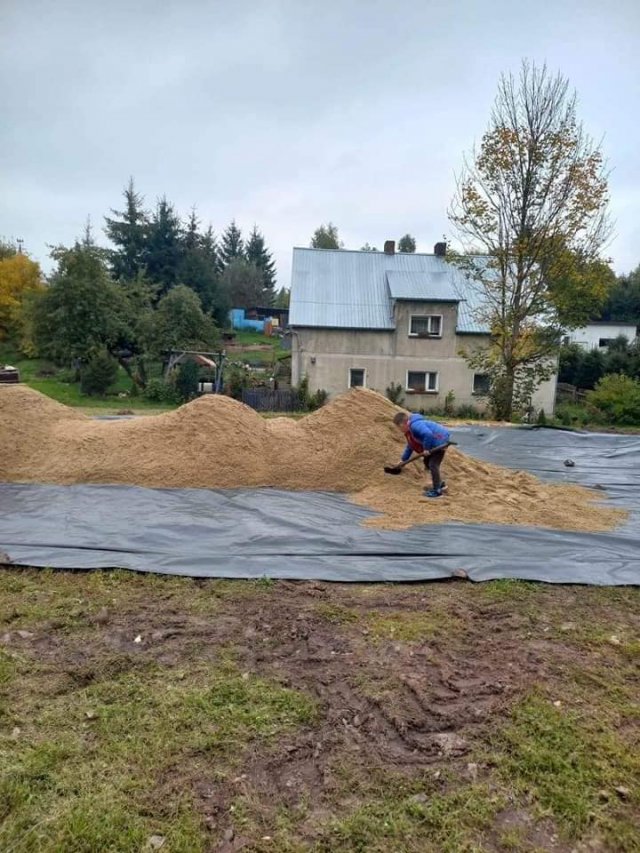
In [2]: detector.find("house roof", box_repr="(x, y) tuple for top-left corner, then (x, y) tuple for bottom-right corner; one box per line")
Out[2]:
(289, 247), (489, 334)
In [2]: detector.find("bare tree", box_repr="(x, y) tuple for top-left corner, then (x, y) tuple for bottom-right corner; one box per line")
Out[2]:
(449, 60), (611, 419)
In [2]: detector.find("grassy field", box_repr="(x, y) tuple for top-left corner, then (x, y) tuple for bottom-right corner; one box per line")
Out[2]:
(2, 332), (289, 416)
(1, 571), (638, 852)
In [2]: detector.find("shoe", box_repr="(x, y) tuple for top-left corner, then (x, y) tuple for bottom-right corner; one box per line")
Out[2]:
(424, 487), (443, 498)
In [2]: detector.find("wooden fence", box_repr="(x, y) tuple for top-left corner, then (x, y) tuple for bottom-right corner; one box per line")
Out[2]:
(241, 388), (303, 412)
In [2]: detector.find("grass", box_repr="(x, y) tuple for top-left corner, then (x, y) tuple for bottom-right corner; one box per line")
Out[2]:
(0, 571), (639, 850)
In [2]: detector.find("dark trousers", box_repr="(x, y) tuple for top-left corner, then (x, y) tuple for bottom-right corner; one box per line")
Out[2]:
(424, 448), (446, 490)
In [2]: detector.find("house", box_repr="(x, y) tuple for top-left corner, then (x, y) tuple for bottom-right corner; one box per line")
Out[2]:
(565, 322), (637, 351)
(289, 241), (557, 414)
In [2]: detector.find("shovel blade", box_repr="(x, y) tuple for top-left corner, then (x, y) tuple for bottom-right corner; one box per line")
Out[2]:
(383, 466), (403, 475)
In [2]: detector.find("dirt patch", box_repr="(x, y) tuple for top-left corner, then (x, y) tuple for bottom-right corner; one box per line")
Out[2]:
(0, 385), (624, 533)
(2, 573), (638, 851)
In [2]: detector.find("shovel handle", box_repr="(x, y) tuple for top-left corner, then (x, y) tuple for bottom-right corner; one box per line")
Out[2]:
(401, 441), (453, 467)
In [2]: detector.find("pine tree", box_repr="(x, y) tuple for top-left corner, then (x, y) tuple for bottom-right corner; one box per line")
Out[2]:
(144, 197), (184, 296)
(245, 225), (277, 305)
(220, 220), (244, 266)
(184, 208), (200, 251)
(104, 178), (149, 280)
(398, 234), (416, 253)
(200, 225), (223, 276)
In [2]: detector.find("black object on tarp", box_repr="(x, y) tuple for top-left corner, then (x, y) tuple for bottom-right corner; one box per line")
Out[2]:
(1, 426), (640, 584)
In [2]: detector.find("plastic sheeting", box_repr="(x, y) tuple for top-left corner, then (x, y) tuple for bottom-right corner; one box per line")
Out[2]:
(1, 426), (640, 584)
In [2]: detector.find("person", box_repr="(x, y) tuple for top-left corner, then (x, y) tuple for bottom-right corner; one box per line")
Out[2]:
(393, 411), (451, 498)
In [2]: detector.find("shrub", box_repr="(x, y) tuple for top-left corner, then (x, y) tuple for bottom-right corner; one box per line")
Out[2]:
(455, 403), (483, 420)
(175, 359), (199, 402)
(79, 349), (118, 396)
(144, 377), (180, 404)
(309, 389), (329, 410)
(386, 382), (404, 406)
(587, 373), (640, 425)
(536, 409), (547, 425)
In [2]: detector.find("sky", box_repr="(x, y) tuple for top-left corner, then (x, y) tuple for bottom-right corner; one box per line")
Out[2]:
(1, 0), (639, 287)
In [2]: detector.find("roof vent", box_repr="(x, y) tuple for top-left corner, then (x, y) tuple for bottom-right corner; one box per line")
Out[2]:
(434, 241), (447, 257)
(384, 240), (395, 255)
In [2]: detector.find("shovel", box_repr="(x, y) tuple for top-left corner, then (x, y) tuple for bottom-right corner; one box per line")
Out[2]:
(383, 441), (454, 475)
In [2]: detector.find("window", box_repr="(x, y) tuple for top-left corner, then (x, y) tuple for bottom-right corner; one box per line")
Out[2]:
(406, 371), (438, 393)
(472, 373), (491, 395)
(349, 368), (365, 388)
(409, 314), (442, 338)
(598, 338), (615, 348)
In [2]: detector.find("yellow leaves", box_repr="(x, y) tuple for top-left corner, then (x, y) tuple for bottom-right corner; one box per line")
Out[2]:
(0, 253), (44, 340)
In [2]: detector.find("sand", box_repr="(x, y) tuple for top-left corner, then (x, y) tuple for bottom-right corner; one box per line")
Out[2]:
(0, 385), (624, 532)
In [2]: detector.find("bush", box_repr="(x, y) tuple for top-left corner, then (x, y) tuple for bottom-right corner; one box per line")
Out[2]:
(454, 403), (482, 419)
(144, 377), (180, 404)
(175, 359), (199, 402)
(385, 382), (404, 406)
(79, 349), (118, 396)
(309, 389), (329, 410)
(587, 374), (640, 425)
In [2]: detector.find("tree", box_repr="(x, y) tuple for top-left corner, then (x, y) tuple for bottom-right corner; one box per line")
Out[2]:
(574, 348), (605, 390)
(144, 197), (184, 295)
(80, 348), (119, 396)
(29, 240), (130, 365)
(310, 223), (342, 249)
(0, 250), (44, 344)
(398, 234), (416, 253)
(104, 178), (149, 280)
(588, 374), (640, 425)
(273, 287), (290, 309)
(220, 220), (244, 266)
(599, 266), (640, 323)
(200, 224), (224, 276)
(245, 225), (277, 304)
(221, 259), (265, 309)
(360, 243), (378, 251)
(150, 285), (218, 355)
(558, 342), (585, 385)
(449, 60), (610, 419)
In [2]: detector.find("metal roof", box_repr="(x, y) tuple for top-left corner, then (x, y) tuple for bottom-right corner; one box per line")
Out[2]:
(289, 248), (490, 333)
(385, 270), (459, 301)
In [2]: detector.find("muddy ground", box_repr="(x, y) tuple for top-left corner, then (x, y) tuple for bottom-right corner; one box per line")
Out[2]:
(1, 570), (639, 852)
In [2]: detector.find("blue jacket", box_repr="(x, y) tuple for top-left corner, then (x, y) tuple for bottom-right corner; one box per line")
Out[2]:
(401, 414), (451, 461)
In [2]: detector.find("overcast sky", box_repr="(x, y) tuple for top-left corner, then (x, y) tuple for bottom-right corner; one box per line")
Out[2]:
(1, 0), (638, 286)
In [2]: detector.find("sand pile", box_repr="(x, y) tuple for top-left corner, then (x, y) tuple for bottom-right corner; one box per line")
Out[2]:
(0, 385), (624, 532)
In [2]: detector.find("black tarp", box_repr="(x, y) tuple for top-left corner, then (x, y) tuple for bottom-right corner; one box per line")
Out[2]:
(1, 426), (640, 584)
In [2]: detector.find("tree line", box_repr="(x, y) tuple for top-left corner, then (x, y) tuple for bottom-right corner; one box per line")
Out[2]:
(0, 180), (287, 395)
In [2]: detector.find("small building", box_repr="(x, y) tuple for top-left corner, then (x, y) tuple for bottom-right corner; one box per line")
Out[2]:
(289, 242), (557, 414)
(565, 322), (637, 351)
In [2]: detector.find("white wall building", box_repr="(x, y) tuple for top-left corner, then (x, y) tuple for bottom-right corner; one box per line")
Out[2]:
(565, 322), (637, 351)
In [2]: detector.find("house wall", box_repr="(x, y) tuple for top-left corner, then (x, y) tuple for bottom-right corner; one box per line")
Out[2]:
(291, 325), (558, 415)
(566, 324), (637, 351)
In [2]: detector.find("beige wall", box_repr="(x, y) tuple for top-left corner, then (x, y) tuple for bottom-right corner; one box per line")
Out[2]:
(291, 304), (558, 414)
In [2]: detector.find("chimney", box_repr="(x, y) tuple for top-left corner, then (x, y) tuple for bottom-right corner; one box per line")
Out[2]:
(434, 241), (446, 257)
(384, 240), (395, 255)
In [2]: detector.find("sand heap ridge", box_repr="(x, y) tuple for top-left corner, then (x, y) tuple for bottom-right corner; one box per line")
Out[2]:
(0, 385), (624, 532)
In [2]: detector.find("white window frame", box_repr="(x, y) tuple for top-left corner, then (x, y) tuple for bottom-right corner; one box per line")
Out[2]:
(472, 373), (491, 396)
(405, 370), (439, 394)
(409, 314), (443, 338)
(348, 367), (366, 388)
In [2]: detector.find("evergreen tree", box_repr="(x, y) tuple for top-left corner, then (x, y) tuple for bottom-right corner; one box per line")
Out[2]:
(200, 224), (224, 275)
(398, 233), (416, 253)
(221, 259), (264, 309)
(104, 178), (149, 280)
(184, 207), (200, 251)
(144, 197), (184, 296)
(245, 225), (277, 304)
(273, 287), (290, 309)
(220, 220), (244, 266)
